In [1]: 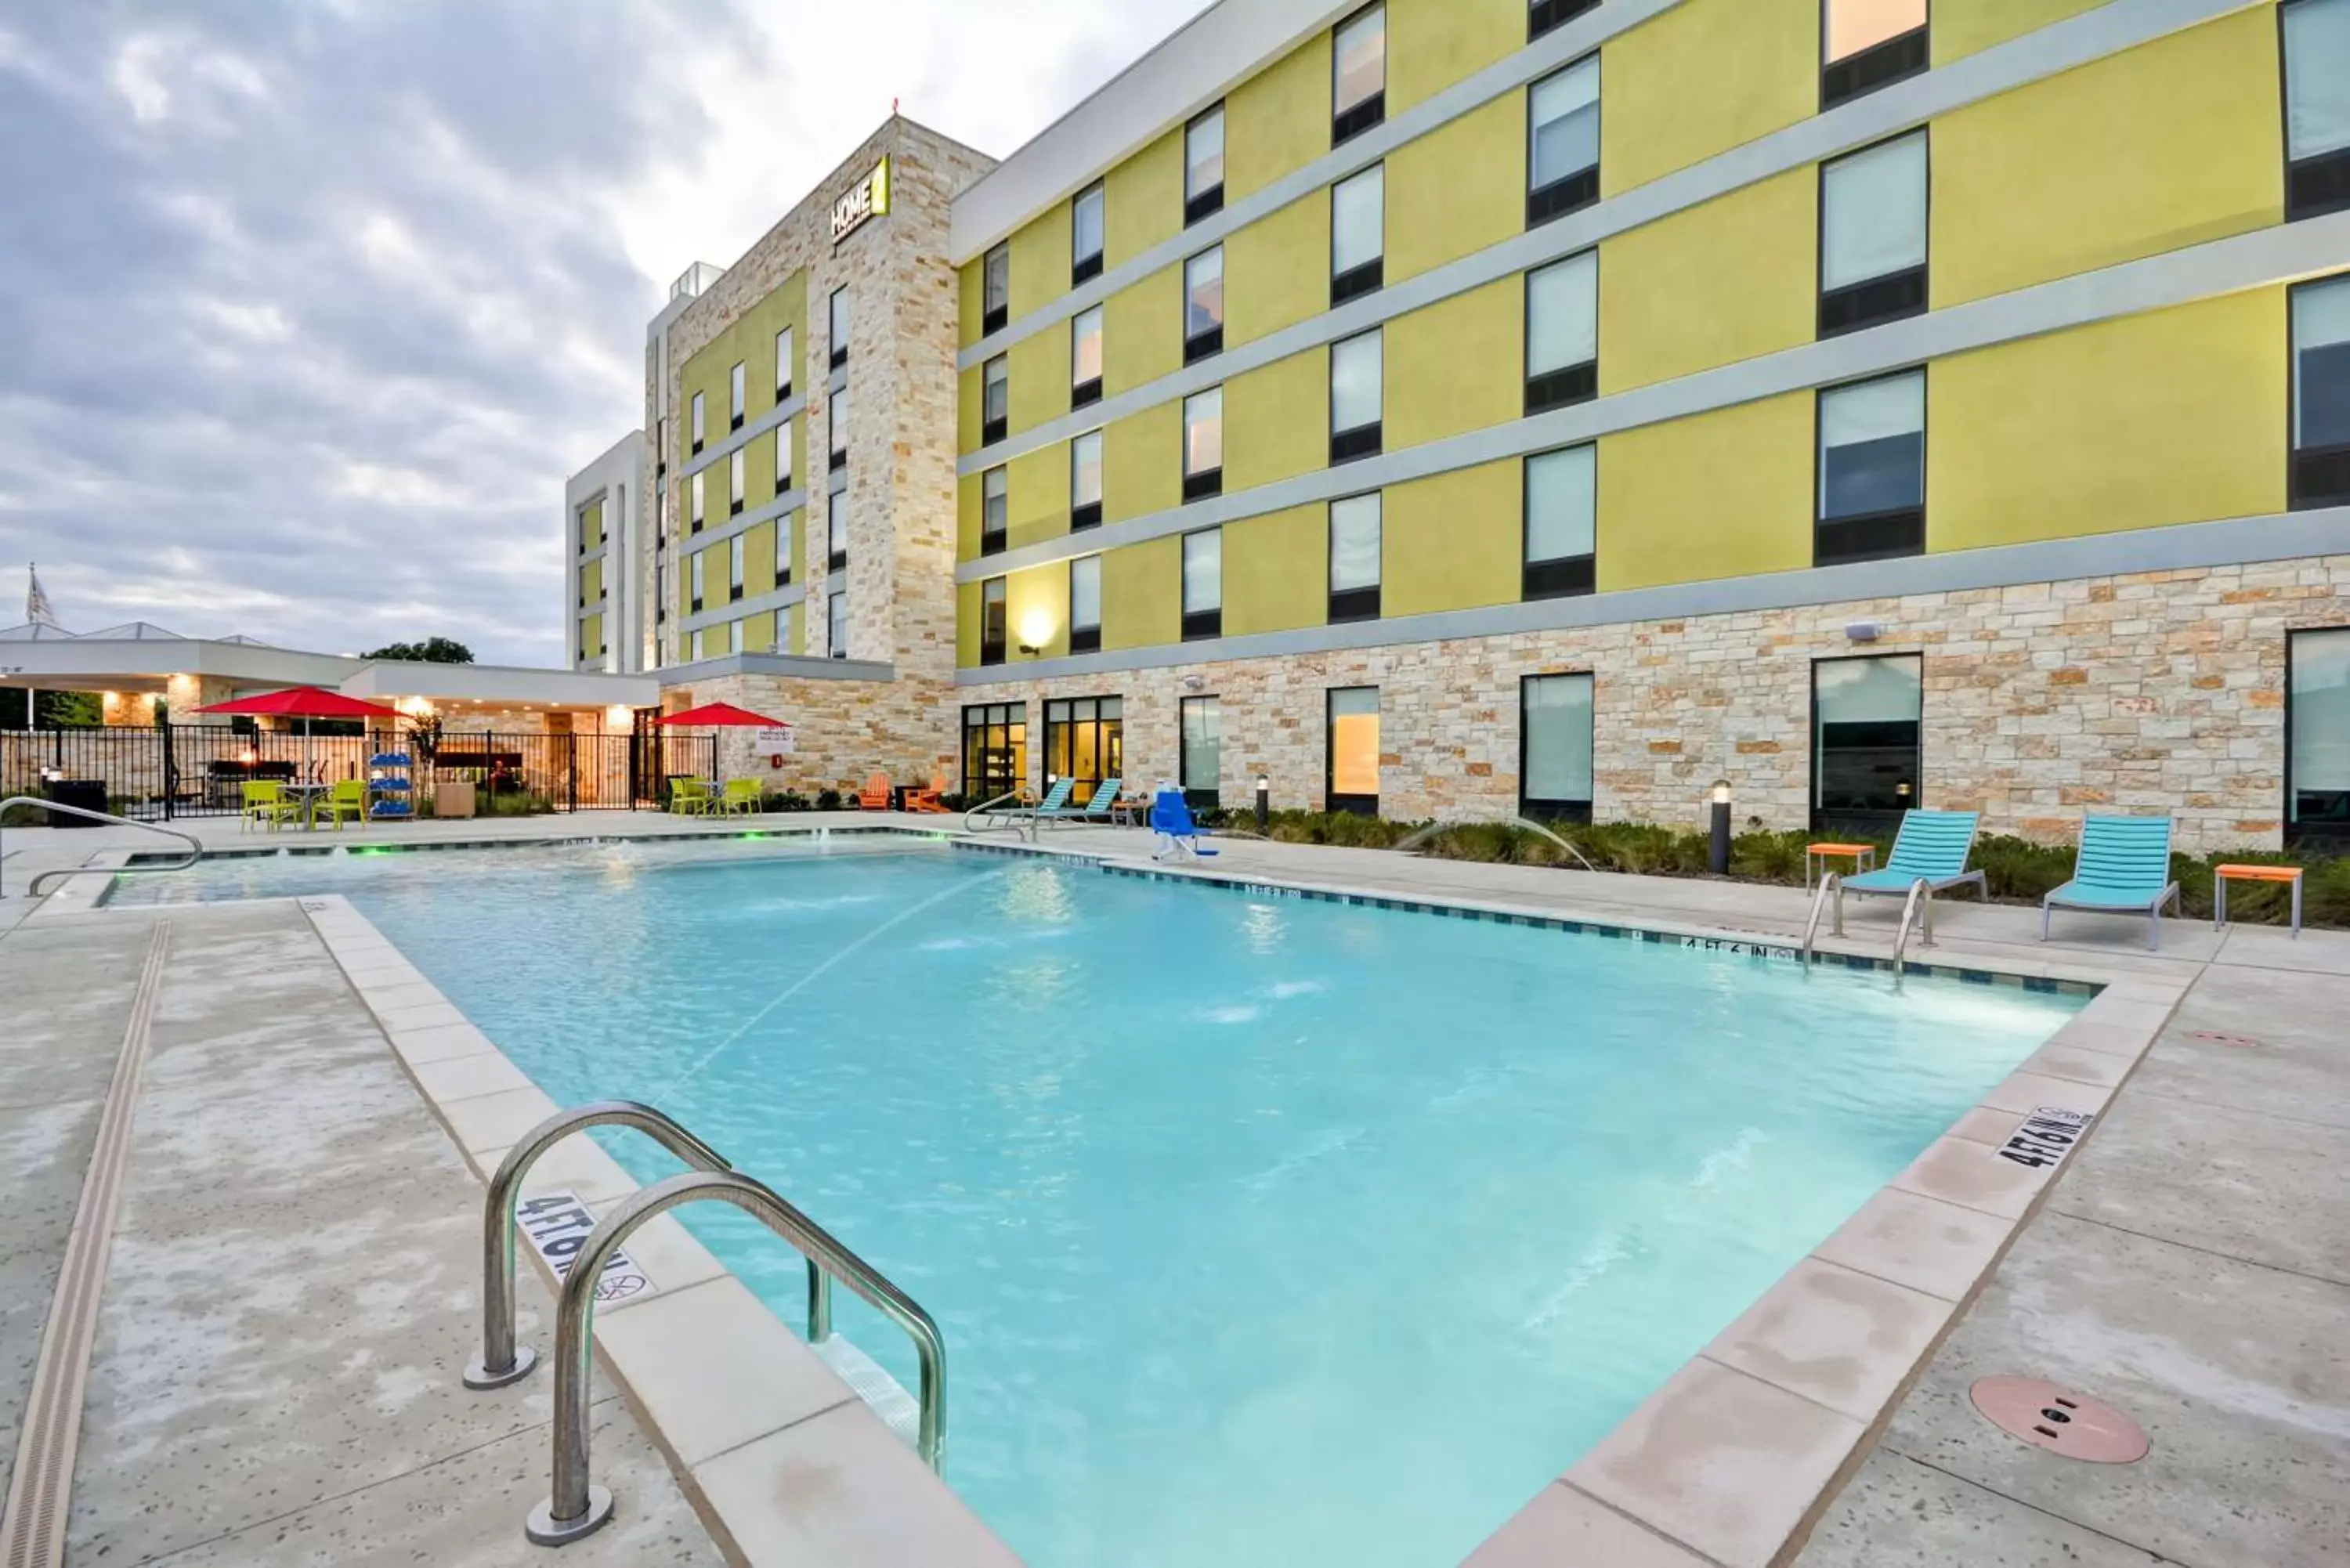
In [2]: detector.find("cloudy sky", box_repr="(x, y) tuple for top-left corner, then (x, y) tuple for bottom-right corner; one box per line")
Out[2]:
(0, 0), (1203, 664)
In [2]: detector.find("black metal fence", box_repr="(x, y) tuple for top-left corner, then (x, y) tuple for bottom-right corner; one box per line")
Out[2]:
(0, 726), (715, 820)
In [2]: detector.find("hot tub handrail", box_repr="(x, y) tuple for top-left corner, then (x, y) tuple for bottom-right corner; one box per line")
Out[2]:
(1801, 872), (1841, 966)
(961, 789), (1030, 837)
(464, 1100), (731, 1391)
(0, 796), (202, 898)
(526, 1169), (947, 1546)
(1890, 876), (1936, 987)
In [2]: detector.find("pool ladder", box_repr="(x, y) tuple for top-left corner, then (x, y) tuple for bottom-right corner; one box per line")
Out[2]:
(1801, 873), (1935, 989)
(0, 795), (203, 898)
(464, 1100), (947, 1547)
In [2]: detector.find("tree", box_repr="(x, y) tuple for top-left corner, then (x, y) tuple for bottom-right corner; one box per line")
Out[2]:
(363, 638), (474, 664)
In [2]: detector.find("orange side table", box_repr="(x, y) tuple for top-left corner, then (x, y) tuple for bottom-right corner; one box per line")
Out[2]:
(2213, 864), (2301, 939)
(1806, 841), (1878, 891)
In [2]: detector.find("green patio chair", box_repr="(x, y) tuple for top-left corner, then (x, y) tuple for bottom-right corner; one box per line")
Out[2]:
(669, 778), (714, 816)
(718, 779), (764, 816)
(240, 779), (298, 833)
(313, 779), (367, 831)
(2042, 815), (2181, 952)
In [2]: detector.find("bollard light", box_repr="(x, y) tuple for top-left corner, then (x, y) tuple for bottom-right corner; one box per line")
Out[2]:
(1708, 779), (1733, 876)
(1255, 774), (1271, 834)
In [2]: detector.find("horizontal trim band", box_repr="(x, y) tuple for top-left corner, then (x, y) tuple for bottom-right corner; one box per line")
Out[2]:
(956, 209), (2350, 586)
(957, 0), (2251, 382)
(955, 505), (2350, 685)
(675, 492), (805, 555)
(680, 581), (805, 636)
(573, 598), (607, 623)
(682, 392), (805, 481)
(662, 651), (897, 684)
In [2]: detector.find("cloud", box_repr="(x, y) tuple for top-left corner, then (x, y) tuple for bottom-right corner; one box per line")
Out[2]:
(0, 0), (1203, 663)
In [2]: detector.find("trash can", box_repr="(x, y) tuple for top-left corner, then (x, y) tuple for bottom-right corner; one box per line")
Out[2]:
(45, 779), (108, 827)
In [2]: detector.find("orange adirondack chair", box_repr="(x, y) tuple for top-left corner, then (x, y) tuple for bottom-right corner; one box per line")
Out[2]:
(855, 771), (892, 811)
(903, 771), (951, 814)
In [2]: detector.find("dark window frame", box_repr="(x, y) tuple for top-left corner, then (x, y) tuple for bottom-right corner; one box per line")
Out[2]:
(1328, 493), (1382, 623)
(1185, 104), (1227, 226)
(1518, 672), (1596, 824)
(1815, 370), (1929, 567)
(828, 288), (851, 369)
(1325, 685), (1380, 816)
(1043, 695), (1126, 800)
(978, 580), (1007, 667)
(982, 244), (1011, 336)
(1179, 694), (1222, 810)
(2290, 271), (2350, 510)
(1820, 2), (1929, 109)
(1070, 554), (1104, 654)
(1525, 54), (1601, 228)
(961, 701), (1028, 801)
(1331, 3), (1386, 146)
(981, 354), (1010, 446)
(1529, 0), (1600, 42)
(1810, 651), (1925, 836)
(1330, 421), (1383, 464)
(1817, 130), (1932, 340)
(1072, 181), (1108, 283)
(2286, 624), (2350, 844)
(1522, 446), (1597, 602)
(1331, 258), (1384, 306)
(980, 466), (1008, 557)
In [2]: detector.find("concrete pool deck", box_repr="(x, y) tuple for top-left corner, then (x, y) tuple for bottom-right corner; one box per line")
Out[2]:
(2, 809), (2343, 1565)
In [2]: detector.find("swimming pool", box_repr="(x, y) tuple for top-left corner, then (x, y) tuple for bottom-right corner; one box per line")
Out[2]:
(120, 840), (2084, 1566)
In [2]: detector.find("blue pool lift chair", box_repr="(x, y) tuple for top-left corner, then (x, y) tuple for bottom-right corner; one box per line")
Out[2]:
(1831, 808), (1987, 927)
(1150, 788), (1220, 863)
(2041, 815), (2182, 952)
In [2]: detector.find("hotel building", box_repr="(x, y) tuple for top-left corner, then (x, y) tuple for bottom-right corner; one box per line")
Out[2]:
(945, 0), (2350, 848)
(565, 430), (643, 674)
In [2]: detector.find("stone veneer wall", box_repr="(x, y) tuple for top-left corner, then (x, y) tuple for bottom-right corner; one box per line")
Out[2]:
(667, 671), (957, 798)
(955, 557), (2350, 852)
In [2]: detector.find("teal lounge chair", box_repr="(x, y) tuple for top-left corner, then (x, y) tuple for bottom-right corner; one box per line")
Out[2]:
(1040, 778), (1121, 826)
(992, 778), (1073, 837)
(2042, 815), (2180, 951)
(1832, 810), (1987, 930)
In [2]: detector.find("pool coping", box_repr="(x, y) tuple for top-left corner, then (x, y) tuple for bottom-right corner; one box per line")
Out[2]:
(125, 826), (2180, 1567)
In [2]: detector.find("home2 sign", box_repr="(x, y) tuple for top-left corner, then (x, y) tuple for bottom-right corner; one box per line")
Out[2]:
(832, 157), (891, 243)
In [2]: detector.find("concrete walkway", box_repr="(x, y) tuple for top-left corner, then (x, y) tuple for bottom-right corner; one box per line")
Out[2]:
(0, 899), (720, 1565)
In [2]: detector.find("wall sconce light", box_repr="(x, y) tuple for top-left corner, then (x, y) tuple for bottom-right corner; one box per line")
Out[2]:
(1844, 621), (1882, 643)
(1016, 610), (1055, 658)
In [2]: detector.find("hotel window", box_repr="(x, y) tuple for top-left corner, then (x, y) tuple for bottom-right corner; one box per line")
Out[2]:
(1328, 492), (1382, 623)
(689, 549), (705, 612)
(982, 355), (1009, 444)
(1813, 653), (1922, 833)
(1327, 686), (1379, 815)
(830, 384), (851, 469)
(689, 471), (705, 531)
(1072, 181), (1107, 284)
(656, 558), (667, 623)
(1181, 528), (1222, 641)
(963, 702), (1028, 800)
(1046, 697), (1124, 798)
(691, 629), (706, 661)
(828, 590), (848, 659)
(776, 513), (793, 587)
(1331, 164), (1384, 305)
(1186, 104), (1226, 225)
(981, 465), (1009, 556)
(1823, 0), (1927, 108)
(728, 619), (744, 656)
(1525, 251), (1597, 414)
(1183, 387), (1224, 501)
(2286, 0), (2350, 220)
(828, 498), (848, 572)
(2288, 627), (2350, 841)
(1329, 329), (1383, 463)
(1071, 429), (1104, 530)
(979, 577), (1007, 665)
(690, 392), (705, 453)
(1184, 246), (1224, 363)
(1820, 131), (1928, 338)
(829, 287), (850, 367)
(1531, 0), (1600, 42)
(728, 534), (744, 601)
(776, 425), (792, 492)
(1524, 443), (1596, 600)
(1528, 56), (1600, 226)
(982, 244), (1011, 336)
(1520, 674), (1595, 822)
(1180, 695), (1221, 807)
(1817, 370), (1925, 565)
(1332, 5), (1386, 146)
(1072, 305), (1104, 408)
(728, 450), (745, 515)
(2291, 273), (2350, 508)
(1070, 554), (1103, 653)
(728, 361), (745, 430)
(775, 326), (794, 399)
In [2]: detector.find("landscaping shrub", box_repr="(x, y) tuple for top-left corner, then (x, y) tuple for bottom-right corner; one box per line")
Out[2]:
(815, 789), (842, 811)
(761, 791), (812, 812)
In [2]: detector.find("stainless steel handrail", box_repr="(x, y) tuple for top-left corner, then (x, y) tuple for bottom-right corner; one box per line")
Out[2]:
(526, 1169), (947, 1546)
(1801, 872), (1841, 967)
(465, 1101), (730, 1390)
(961, 789), (1034, 840)
(1890, 877), (1936, 987)
(0, 796), (202, 898)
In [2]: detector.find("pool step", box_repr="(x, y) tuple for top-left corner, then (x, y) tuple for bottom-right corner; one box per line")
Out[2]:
(814, 1333), (924, 1449)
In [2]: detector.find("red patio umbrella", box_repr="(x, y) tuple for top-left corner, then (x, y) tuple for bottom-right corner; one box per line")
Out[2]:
(197, 685), (404, 781)
(657, 703), (791, 785)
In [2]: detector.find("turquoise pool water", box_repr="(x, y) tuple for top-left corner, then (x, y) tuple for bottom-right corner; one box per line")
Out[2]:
(121, 840), (2081, 1566)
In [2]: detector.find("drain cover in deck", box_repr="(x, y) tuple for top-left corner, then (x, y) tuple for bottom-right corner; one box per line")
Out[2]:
(1969, 1378), (2148, 1462)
